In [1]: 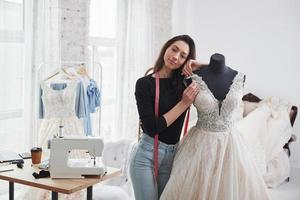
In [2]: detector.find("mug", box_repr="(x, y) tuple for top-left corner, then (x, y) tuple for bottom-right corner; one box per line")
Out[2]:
(31, 147), (42, 164)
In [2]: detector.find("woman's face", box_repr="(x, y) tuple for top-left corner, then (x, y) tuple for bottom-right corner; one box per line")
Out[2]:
(163, 40), (189, 70)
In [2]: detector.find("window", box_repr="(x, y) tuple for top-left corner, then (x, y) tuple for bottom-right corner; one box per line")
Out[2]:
(89, 0), (118, 139)
(0, 0), (23, 31)
(89, 0), (116, 38)
(0, 0), (32, 151)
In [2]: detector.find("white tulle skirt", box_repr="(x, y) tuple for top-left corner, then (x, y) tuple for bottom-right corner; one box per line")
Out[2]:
(160, 126), (270, 200)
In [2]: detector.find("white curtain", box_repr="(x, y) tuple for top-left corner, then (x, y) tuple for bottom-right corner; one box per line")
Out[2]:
(0, 0), (61, 198)
(31, 0), (61, 145)
(114, 0), (173, 140)
(32, 0), (61, 76)
(0, 0), (26, 152)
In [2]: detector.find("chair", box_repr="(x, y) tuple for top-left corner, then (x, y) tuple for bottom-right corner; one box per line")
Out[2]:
(93, 139), (136, 200)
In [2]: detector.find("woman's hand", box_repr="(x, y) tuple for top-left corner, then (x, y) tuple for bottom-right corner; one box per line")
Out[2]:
(181, 81), (200, 106)
(182, 59), (206, 77)
(162, 81), (200, 127)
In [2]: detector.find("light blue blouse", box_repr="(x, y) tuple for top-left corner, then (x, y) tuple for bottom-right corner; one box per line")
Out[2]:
(83, 79), (101, 135)
(87, 79), (101, 113)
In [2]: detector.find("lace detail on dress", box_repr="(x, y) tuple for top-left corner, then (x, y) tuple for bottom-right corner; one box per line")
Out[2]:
(190, 72), (245, 132)
(41, 82), (77, 119)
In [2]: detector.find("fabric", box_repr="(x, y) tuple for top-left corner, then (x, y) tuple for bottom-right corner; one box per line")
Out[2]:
(38, 81), (85, 156)
(24, 81), (86, 200)
(243, 101), (259, 117)
(79, 77), (94, 136)
(135, 74), (187, 145)
(87, 79), (101, 113)
(39, 82), (86, 119)
(83, 78), (100, 136)
(80, 77), (92, 136)
(130, 134), (177, 200)
(160, 73), (270, 200)
(264, 149), (290, 188)
(236, 104), (271, 176)
(236, 96), (293, 187)
(38, 80), (101, 136)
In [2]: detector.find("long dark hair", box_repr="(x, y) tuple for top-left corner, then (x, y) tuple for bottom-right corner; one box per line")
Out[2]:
(153, 35), (196, 100)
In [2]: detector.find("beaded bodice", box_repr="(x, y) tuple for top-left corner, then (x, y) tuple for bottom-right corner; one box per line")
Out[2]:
(191, 72), (245, 132)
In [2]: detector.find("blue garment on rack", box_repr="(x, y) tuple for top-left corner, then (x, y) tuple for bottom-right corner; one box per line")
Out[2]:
(81, 79), (101, 136)
(39, 80), (100, 136)
(39, 82), (87, 119)
(87, 79), (101, 113)
(81, 78), (92, 136)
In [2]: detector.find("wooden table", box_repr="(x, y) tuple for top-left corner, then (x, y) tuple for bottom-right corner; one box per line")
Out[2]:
(0, 160), (121, 200)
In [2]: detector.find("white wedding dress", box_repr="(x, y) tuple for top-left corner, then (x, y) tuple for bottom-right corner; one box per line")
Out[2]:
(160, 73), (270, 200)
(38, 81), (84, 156)
(236, 97), (293, 188)
(21, 81), (85, 200)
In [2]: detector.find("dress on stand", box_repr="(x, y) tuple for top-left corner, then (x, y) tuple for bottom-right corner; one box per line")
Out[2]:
(160, 73), (270, 200)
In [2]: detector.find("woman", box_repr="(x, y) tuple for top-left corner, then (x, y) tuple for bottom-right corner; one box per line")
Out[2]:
(129, 35), (202, 200)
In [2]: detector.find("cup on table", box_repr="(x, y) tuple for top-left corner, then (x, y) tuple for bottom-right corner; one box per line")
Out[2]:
(30, 147), (42, 164)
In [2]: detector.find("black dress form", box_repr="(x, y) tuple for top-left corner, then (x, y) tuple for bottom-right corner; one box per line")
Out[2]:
(194, 53), (244, 114)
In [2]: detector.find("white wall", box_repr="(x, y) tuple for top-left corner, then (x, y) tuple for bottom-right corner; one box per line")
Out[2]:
(61, 0), (89, 62)
(172, 0), (300, 168)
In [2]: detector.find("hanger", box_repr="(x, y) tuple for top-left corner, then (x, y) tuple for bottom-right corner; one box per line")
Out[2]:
(77, 65), (91, 79)
(44, 68), (76, 82)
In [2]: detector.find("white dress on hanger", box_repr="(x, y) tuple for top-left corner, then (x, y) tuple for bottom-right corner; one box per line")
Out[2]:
(21, 81), (85, 200)
(160, 73), (270, 200)
(38, 81), (84, 157)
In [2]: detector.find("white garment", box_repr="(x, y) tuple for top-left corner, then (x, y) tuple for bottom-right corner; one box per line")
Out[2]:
(38, 81), (84, 157)
(236, 97), (293, 187)
(236, 104), (271, 176)
(161, 73), (270, 200)
(264, 149), (290, 188)
(22, 81), (85, 200)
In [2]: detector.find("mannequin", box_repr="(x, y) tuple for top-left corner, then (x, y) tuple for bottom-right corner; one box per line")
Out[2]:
(194, 53), (245, 100)
(160, 53), (271, 200)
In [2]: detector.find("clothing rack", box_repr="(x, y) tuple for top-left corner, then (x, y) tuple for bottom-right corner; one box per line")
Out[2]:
(34, 61), (102, 146)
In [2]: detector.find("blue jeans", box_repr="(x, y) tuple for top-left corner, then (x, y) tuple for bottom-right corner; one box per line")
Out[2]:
(129, 134), (177, 200)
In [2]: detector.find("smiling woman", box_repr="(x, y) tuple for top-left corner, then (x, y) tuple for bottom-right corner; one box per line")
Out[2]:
(129, 35), (202, 200)
(162, 41), (189, 75)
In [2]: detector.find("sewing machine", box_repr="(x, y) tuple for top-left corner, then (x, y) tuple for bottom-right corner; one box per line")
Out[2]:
(49, 137), (105, 179)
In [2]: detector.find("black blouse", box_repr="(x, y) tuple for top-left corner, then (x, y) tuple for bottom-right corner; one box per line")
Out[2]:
(135, 74), (187, 145)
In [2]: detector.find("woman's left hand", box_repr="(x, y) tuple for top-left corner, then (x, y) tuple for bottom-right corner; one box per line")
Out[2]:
(182, 59), (206, 77)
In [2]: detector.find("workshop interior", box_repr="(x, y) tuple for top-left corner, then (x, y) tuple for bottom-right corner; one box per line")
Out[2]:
(0, 0), (299, 199)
